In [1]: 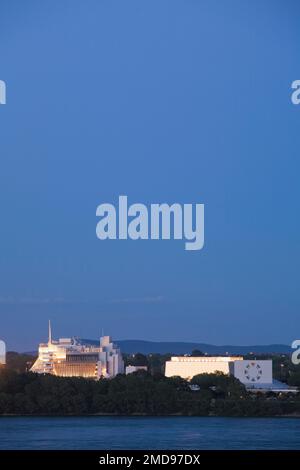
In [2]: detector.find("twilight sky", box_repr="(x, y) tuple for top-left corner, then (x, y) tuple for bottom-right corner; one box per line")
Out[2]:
(0, 0), (300, 351)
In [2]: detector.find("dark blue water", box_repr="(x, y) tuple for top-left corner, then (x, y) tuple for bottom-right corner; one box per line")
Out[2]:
(0, 417), (299, 449)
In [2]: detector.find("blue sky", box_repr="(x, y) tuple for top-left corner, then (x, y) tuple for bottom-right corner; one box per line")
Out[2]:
(0, 0), (300, 351)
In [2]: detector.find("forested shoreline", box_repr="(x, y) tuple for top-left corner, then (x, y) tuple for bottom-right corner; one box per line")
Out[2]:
(0, 368), (299, 417)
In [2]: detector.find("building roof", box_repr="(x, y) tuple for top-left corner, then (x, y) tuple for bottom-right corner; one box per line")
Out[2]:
(246, 379), (298, 393)
(169, 356), (243, 362)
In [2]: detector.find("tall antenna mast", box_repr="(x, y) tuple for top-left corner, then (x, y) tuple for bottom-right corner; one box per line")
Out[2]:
(48, 320), (52, 344)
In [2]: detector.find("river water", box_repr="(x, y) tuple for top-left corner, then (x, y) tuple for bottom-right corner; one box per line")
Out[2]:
(0, 416), (299, 449)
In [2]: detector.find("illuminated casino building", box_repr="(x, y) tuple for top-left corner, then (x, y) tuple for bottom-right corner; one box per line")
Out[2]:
(30, 321), (124, 379)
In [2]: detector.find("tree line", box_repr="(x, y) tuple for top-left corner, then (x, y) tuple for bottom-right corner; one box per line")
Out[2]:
(0, 368), (299, 416)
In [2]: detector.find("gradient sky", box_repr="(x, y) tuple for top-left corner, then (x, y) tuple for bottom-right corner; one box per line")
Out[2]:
(0, 0), (300, 351)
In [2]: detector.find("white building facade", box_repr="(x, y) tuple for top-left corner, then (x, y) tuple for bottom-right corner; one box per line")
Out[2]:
(165, 356), (243, 380)
(31, 322), (124, 379)
(165, 356), (276, 388)
(125, 365), (148, 375)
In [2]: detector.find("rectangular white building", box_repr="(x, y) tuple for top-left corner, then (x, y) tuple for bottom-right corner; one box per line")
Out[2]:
(165, 356), (243, 380)
(165, 356), (275, 390)
(126, 365), (148, 375)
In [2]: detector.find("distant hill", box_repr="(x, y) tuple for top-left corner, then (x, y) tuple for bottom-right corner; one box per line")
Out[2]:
(81, 339), (291, 355)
